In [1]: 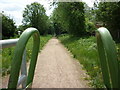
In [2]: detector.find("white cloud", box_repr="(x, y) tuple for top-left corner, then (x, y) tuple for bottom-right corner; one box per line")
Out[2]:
(82, 0), (95, 7)
(0, 0), (53, 26)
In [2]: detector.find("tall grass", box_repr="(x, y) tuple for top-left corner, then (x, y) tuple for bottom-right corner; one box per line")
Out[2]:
(2, 35), (52, 76)
(59, 34), (120, 88)
(59, 34), (104, 88)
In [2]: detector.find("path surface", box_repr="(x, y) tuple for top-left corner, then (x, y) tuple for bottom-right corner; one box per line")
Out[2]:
(32, 38), (89, 88)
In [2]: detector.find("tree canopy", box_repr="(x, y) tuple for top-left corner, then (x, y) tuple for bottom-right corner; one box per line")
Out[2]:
(2, 13), (16, 39)
(51, 2), (85, 37)
(96, 2), (120, 40)
(22, 2), (49, 35)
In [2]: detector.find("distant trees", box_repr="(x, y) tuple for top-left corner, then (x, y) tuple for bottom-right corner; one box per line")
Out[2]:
(84, 3), (96, 33)
(51, 2), (85, 37)
(2, 13), (16, 39)
(96, 2), (120, 40)
(22, 2), (49, 35)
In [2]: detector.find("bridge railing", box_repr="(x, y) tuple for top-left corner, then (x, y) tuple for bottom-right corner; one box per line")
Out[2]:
(96, 27), (120, 89)
(1, 27), (40, 89)
(1, 38), (27, 88)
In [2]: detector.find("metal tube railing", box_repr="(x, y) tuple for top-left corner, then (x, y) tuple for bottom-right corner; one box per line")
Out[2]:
(1, 27), (40, 89)
(17, 75), (27, 87)
(8, 28), (40, 89)
(96, 27), (119, 89)
(1, 38), (27, 88)
(1, 39), (19, 48)
(20, 49), (27, 88)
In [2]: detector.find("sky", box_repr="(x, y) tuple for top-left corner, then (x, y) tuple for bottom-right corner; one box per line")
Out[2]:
(0, 0), (95, 26)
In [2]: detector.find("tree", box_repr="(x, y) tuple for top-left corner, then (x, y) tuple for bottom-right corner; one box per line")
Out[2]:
(2, 13), (16, 39)
(50, 3), (68, 36)
(51, 2), (85, 37)
(96, 2), (120, 40)
(84, 3), (96, 35)
(16, 24), (31, 36)
(22, 2), (48, 35)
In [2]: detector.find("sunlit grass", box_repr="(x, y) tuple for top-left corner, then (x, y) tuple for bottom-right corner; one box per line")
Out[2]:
(59, 34), (120, 88)
(59, 34), (104, 88)
(2, 35), (52, 76)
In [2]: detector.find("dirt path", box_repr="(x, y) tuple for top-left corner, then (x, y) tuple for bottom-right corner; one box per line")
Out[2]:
(32, 38), (89, 88)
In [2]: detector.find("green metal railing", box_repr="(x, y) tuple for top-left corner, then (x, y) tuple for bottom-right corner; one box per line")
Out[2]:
(3, 27), (40, 89)
(2, 27), (120, 89)
(96, 27), (119, 89)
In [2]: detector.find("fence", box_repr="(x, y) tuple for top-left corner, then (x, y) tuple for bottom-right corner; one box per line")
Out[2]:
(1, 28), (40, 89)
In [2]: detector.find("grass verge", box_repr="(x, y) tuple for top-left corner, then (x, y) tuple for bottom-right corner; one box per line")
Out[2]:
(59, 34), (120, 88)
(2, 35), (52, 76)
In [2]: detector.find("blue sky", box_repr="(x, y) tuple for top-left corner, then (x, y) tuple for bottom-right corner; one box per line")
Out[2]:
(0, 0), (95, 26)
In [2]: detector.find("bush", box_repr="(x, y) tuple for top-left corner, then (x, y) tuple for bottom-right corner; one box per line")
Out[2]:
(2, 13), (16, 39)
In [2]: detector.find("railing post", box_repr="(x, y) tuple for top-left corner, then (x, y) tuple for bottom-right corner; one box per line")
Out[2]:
(1, 28), (40, 89)
(8, 28), (40, 89)
(96, 27), (119, 89)
(21, 49), (27, 88)
(17, 49), (27, 88)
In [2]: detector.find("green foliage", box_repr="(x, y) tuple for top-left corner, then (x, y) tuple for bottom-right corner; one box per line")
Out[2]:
(59, 34), (120, 88)
(96, 2), (120, 40)
(2, 35), (52, 76)
(2, 13), (16, 39)
(17, 24), (31, 32)
(51, 2), (85, 37)
(2, 47), (15, 75)
(84, 4), (96, 32)
(85, 18), (96, 32)
(50, 3), (68, 36)
(22, 2), (49, 35)
(59, 34), (104, 88)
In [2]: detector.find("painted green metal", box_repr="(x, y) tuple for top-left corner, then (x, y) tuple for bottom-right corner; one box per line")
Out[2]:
(8, 28), (40, 88)
(96, 27), (119, 89)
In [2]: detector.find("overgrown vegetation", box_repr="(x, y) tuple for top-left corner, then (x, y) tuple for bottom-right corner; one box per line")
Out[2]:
(2, 35), (52, 76)
(59, 34), (120, 88)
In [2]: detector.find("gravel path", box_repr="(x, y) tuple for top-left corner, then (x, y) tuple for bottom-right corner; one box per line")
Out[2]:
(32, 38), (89, 88)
